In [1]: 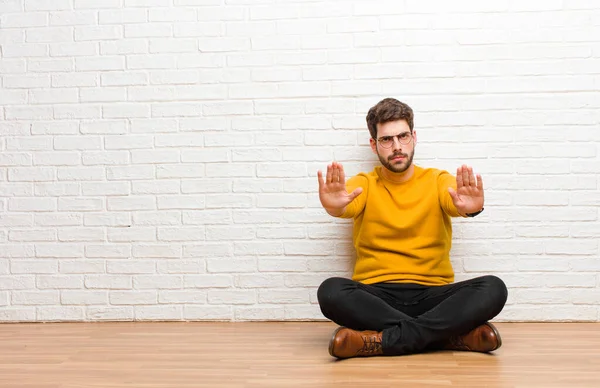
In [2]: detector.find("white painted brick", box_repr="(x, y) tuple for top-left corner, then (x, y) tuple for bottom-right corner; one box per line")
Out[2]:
(75, 0), (120, 8)
(2, 12), (48, 27)
(85, 244), (131, 258)
(182, 210), (231, 226)
(52, 73), (97, 88)
(8, 167), (54, 182)
(57, 167), (105, 181)
(58, 227), (104, 242)
(132, 180), (179, 195)
(99, 9), (147, 24)
(50, 10), (96, 25)
(101, 72), (148, 86)
(61, 290), (107, 305)
(184, 274), (232, 288)
(234, 242), (283, 256)
(152, 103), (202, 117)
(0, 90), (28, 105)
(103, 103), (150, 118)
(86, 307), (134, 321)
(131, 150), (179, 164)
(107, 196), (155, 211)
(158, 260), (205, 274)
(232, 210), (284, 224)
(37, 275), (84, 289)
(49, 42), (97, 57)
(26, 27), (73, 43)
(12, 291), (58, 305)
(259, 289), (309, 304)
(9, 229), (56, 242)
(133, 211), (180, 226)
(110, 291), (157, 305)
(0, 243), (34, 258)
(0, 152), (32, 167)
(105, 134), (153, 149)
(125, 23), (172, 38)
(106, 166), (154, 180)
(75, 26), (122, 41)
(30, 120), (79, 135)
(235, 306), (285, 321)
(25, 0), (71, 11)
(35, 213), (82, 227)
(184, 305), (232, 320)
(0, 29), (24, 45)
(76, 56), (124, 71)
(133, 275), (182, 289)
(259, 257), (307, 272)
(132, 244), (181, 259)
(157, 164), (205, 179)
(38, 307), (85, 321)
(80, 87), (127, 103)
(0, 308), (36, 322)
(208, 289), (256, 305)
(36, 243), (84, 258)
(60, 260), (105, 274)
(4, 74), (50, 88)
(85, 275), (131, 289)
(9, 197), (56, 212)
(58, 197), (103, 211)
(107, 260), (156, 274)
(159, 290), (206, 304)
(34, 181), (79, 196)
(81, 120), (128, 134)
(135, 305), (183, 320)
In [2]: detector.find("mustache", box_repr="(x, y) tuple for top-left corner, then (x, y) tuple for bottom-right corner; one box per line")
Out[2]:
(388, 152), (408, 160)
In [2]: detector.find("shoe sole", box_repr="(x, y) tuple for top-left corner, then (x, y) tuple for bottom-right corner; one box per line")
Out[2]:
(485, 322), (502, 351)
(328, 326), (345, 358)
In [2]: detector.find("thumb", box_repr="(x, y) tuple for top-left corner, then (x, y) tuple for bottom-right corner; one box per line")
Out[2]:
(348, 187), (363, 201)
(448, 187), (459, 203)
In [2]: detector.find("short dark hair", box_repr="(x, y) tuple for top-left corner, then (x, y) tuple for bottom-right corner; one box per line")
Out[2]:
(366, 98), (414, 139)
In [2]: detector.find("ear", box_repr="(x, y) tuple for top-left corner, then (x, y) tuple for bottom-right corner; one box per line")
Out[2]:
(412, 130), (417, 146)
(370, 137), (377, 155)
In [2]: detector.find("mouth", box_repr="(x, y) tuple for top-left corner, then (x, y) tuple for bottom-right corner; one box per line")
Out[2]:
(390, 154), (406, 162)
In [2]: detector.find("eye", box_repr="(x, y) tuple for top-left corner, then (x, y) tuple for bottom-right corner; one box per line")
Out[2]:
(381, 136), (392, 142)
(399, 133), (409, 140)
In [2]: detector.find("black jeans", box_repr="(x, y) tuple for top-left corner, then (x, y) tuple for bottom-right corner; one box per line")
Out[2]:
(317, 275), (508, 356)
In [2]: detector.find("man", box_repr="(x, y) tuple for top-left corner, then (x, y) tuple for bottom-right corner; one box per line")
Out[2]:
(316, 98), (508, 359)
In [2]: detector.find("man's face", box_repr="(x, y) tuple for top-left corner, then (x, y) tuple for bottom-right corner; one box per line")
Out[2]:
(369, 120), (417, 174)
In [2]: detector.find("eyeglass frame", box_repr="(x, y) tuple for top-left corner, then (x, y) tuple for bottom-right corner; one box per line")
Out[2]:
(375, 131), (414, 149)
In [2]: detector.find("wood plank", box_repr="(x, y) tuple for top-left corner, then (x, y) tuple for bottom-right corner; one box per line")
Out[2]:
(0, 322), (599, 387)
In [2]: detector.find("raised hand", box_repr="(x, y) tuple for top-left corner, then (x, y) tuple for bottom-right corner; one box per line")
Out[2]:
(317, 162), (363, 215)
(448, 165), (484, 216)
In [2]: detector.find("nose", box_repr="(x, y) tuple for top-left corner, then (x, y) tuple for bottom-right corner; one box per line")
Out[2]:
(391, 136), (403, 151)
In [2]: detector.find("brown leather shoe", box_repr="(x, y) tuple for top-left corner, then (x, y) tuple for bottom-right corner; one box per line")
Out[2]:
(328, 327), (384, 359)
(443, 322), (502, 353)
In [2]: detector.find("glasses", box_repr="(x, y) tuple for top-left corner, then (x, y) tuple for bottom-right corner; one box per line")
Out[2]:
(376, 131), (413, 149)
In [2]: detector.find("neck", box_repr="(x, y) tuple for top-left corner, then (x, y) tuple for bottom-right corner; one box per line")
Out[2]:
(381, 163), (415, 183)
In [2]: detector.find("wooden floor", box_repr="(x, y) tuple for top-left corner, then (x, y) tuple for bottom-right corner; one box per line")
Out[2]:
(1, 322), (599, 387)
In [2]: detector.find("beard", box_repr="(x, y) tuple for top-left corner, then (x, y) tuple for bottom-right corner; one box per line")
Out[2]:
(377, 149), (414, 173)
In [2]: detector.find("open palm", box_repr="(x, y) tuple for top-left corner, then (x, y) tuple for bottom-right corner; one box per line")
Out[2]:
(318, 162), (362, 212)
(448, 165), (484, 215)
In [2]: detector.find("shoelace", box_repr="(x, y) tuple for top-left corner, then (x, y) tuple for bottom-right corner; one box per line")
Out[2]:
(358, 335), (382, 355)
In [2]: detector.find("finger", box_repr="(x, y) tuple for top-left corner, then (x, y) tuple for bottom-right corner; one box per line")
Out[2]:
(462, 165), (470, 187)
(448, 187), (458, 203)
(476, 174), (483, 191)
(348, 187), (363, 201)
(339, 163), (346, 184)
(332, 162), (340, 182)
(456, 166), (463, 188)
(317, 170), (324, 190)
(468, 166), (476, 187)
(326, 164), (332, 184)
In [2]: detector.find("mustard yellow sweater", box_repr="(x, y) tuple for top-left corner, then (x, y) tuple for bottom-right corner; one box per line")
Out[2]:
(340, 165), (461, 286)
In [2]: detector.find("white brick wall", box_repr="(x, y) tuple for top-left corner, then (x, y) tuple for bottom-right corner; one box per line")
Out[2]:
(0, 0), (599, 323)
